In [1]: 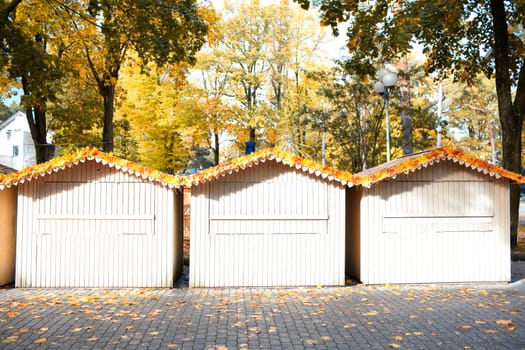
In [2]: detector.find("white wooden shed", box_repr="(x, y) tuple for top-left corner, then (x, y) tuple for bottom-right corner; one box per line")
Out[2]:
(0, 148), (185, 288)
(346, 148), (525, 285)
(186, 148), (355, 287)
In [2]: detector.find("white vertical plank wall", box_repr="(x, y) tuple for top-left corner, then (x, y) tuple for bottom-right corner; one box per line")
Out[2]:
(359, 161), (510, 284)
(15, 160), (177, 288)
(190, 161), (346, 287)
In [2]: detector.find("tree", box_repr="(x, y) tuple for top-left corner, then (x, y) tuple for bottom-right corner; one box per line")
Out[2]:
(219, 0), (272, 145)
(445, 75), (501, 163)
(316, 62), (436, 172)
(115, 54), (196, 173)
(0, 102), (12, 122)
(47, 72), (104, 154)
(64, 0), (208, 152)
(193, 0), (331, 156)
(193, 13), (240, 165)
(1, 0), (63, 163)
(296, 0), (525, 247)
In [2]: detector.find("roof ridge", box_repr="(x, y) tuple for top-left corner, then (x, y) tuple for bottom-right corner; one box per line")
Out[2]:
(184, 147), (358, 187)
(0, 147), (184, 189)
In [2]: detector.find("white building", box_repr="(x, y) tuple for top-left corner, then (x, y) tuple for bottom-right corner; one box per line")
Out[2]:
(186, 148), (354, 287)
(2, 147), (185, 288)
(347, 148), (525, 284)
(0, 111), (36, 170)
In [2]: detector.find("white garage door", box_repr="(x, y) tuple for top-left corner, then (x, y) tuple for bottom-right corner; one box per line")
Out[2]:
(33, 182), (160, 287)
(363, 179), (509, 284)
(191, 176), (346, 287)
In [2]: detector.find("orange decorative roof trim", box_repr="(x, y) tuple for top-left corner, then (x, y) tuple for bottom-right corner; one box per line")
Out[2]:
(354, 147), (525, 187)
(185, 148), (359, 187)
(4, 146), (520, 191)
(0, 147), (185, 189)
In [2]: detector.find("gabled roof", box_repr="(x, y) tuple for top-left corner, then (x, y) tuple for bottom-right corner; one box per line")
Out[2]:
(0, 147), (184, 189)
(185, 148), (358, 187)
(354, 147), (525, 188)
(0, 163), (16, 175)
(0, 111), (25, 131)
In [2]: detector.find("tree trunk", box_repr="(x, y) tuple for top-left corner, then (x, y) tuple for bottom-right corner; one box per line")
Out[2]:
(22, 76), (52, 164)
(213, 132), (220, 165)
(393, 1), (413, 156)
(397, 55), (413, 155)
(101, 83), (116, 152)
(490, 0), (524, 248)
(25, 107), (52, 164)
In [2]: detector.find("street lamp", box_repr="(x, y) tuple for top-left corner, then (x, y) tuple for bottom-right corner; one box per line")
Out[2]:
(374, 69), (398, 162)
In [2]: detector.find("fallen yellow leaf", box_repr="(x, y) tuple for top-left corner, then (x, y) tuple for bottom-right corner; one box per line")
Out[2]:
(496, 319), (513, 326)
(71, 328), (82, 333)
(3, 335), (18, 343)
(475, 320), (487, 325)
(508, 327), (515, 332)
(389, 343), (401, 349)
(460, 325), (472, 330)
(34, 337), (47, 344)
(363, 310), (378, 316)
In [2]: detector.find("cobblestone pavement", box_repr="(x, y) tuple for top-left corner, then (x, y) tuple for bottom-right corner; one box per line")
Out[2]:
(1, 274), (524, 349)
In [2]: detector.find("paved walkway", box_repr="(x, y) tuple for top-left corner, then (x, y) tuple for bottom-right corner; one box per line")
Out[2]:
(1, 270), (524, 350)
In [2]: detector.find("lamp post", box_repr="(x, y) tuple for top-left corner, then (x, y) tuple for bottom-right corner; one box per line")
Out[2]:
(374, 69), (398, 162)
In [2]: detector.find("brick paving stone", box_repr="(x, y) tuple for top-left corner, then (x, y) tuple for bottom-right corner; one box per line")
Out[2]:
(1, 276), (525, 349)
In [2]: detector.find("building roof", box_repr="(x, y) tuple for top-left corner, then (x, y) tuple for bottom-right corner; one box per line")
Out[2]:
(0, 147), (184, 189)
(4, 146), (519, 191)
(185, 148), (358, 187)
(0, 163), (16, 175)
(354, 147), (525, 188)
(0, 111), (25, 131)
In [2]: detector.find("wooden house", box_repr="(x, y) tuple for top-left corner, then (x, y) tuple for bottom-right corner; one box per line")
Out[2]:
(185, 149), (355, 287)
(347, 148), (525, 284)
(0, 148), (185, 288)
